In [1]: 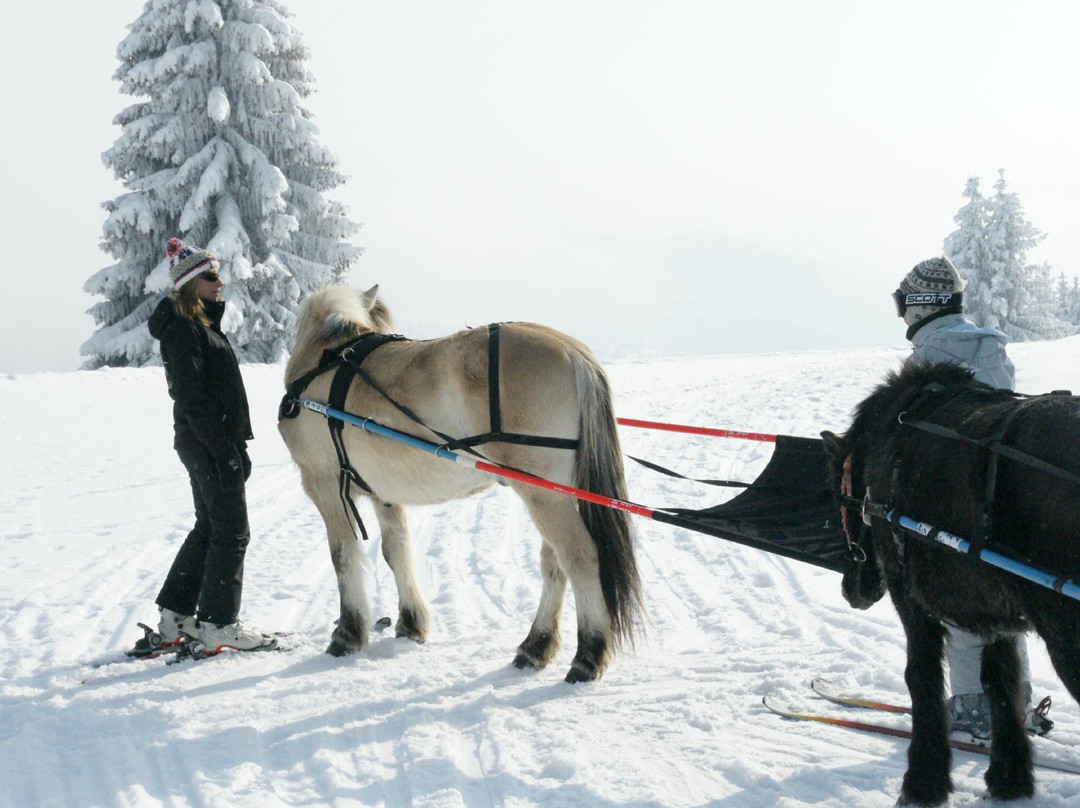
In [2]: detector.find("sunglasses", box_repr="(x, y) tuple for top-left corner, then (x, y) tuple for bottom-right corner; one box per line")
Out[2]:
(199, 270), (221, 283)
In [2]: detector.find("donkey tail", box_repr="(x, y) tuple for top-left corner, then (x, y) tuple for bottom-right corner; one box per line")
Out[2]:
(573, 354), (644, 649)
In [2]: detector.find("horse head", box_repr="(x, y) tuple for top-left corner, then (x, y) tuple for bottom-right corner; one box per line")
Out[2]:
(285, 285), (395, 385)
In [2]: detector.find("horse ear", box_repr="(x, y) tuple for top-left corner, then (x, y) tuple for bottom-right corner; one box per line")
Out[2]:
(820, 430), (845, 458)
(359, 284), (380, 311)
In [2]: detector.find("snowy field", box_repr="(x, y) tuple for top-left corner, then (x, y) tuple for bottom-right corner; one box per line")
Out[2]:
(3, 337), (1080, 808)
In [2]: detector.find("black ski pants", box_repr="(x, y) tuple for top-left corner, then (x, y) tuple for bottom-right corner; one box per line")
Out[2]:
(156, 438), (252, 626)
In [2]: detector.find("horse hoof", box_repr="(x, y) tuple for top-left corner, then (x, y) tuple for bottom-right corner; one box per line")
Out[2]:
(394, 608), (427, 643)
(513, 652), (541, 670)
(325, 639), (351, 657)
(564, 664), (599, 684)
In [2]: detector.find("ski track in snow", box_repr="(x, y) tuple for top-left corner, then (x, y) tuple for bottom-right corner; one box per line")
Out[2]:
(2, 339), (1080, 807)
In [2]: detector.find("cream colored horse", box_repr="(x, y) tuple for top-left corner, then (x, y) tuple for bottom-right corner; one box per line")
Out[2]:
(280, 285), (643, 682)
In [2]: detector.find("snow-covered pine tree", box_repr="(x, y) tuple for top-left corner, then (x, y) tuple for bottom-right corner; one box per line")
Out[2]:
(982, 169), (1049, 340)
(83, 0), (360, 368)
(1015, 261), (1076, 339)
(943, 176), (993, 327)
(1065, 277), (1080, 328)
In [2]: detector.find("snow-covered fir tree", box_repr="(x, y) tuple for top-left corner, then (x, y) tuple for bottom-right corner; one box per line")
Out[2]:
(1015, 261), (1075, 339)
(944, 170), (1072, 340)
(943, 176), (993, 326)
(1066, 277), (1080, 328)
(983, 170), (1051, 340)
(83, 0), (361, 368)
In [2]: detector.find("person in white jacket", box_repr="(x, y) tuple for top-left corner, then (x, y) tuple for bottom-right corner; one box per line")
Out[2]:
(894, 256), (1052, 738)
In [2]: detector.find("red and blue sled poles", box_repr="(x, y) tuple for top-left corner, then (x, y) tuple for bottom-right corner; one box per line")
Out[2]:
(300, 399), (658, 519)
(298, 399), (830, 569)
(616, 417), (776, 443)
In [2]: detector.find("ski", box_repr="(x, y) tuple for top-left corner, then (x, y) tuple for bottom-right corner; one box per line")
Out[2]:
(99, 615), (394, 669)
(810, 677), (910, 714)
(762, 694), (1080, 776)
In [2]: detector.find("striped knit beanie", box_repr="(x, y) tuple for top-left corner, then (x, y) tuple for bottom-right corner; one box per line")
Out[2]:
(167, 238), (219, 290)
(895, 257), (964, 325)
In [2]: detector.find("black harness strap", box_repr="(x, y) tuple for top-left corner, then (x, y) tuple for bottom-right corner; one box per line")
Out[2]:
(846, 388), (1080, 569)
(279, 332), (408, 420)
(328, 362), (370, 541)
(897, 411), (1080, 488)
(279, 332), (409, 542)
(348, 323), (579, 453)
(489, 322), (502, 437)
(626, 454), (753, 489)
(278, 326), (581, 541)
(452, 324), (579, 451)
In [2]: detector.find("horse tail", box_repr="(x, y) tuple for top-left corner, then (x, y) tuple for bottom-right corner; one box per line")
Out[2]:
(572, 353), (644, 649)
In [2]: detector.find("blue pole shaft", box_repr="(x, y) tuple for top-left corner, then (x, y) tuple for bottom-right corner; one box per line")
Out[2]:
(301, 398), (465, 464)
(892, 513), (1080, 602)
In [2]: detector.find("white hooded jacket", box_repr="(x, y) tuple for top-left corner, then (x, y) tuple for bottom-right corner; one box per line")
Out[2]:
(905, 313), (1016, 391)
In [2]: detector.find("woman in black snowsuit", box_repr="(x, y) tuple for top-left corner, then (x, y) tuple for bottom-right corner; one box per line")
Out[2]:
(145, 238), (273, 653)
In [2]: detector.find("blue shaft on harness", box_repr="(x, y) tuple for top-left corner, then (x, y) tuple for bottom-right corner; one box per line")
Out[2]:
(888, 511), (1080, 603)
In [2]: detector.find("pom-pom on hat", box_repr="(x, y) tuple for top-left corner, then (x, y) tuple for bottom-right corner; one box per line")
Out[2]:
(167, 237), (219, 291)
(893, 256), (964, 324)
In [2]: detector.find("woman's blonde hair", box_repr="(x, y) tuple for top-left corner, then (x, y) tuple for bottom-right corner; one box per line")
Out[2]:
(171, 279), (212, 326)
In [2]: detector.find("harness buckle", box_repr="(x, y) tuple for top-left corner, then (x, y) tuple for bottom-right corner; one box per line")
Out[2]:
(278, 395), (301, 420)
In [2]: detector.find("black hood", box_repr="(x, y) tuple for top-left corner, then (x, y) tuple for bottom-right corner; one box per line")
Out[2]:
(148, 296), (180, 340)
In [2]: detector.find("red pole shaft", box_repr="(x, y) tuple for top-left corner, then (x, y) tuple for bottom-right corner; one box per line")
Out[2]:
(617, 417), (777, 443)
(472, 459), (657, 519)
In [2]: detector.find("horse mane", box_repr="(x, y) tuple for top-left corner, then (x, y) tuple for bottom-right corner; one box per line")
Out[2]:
(284, 285), (395, 385)
(845, 361), (980, 447)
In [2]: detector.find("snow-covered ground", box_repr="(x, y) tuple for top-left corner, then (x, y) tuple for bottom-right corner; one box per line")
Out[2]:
(3, 337), (1080, 808)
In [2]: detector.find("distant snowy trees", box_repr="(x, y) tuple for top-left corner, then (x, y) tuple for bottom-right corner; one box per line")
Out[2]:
(943, 170), (1076, 341)
(83, 0), (361, 368)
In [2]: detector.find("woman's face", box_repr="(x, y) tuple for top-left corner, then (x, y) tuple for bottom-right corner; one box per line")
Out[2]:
(196, 269), (224, 303)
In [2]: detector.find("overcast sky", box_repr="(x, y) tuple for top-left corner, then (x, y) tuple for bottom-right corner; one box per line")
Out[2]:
(3, 0), (1078, 373)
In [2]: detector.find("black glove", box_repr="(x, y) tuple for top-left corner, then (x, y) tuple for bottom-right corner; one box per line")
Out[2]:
(216, 446), (245, 492)
(239, 444), (252, 482)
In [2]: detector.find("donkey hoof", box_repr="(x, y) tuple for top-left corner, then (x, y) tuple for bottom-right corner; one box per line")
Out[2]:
(325, 639), (352, 657)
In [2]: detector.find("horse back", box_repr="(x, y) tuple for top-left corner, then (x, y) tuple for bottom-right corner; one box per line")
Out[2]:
(875, 389), (1080, 609)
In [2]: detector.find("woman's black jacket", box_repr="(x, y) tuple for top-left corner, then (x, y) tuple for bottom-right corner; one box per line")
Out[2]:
(148, 297), (253, 457)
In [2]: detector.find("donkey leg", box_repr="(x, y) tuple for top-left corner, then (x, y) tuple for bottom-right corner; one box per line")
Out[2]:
(514, 540), (566, 670)
(981, 636), (1034, 800)
(897, 607), (952, 807)
(301, 472), (373, 656)
(373, 500), (431, 643)
(518, 490), (612, 683)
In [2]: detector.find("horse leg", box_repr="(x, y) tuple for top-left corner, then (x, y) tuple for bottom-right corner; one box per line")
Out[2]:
(897, 604), (952, 807)
(981, 636), (1034, 800)
(372, 500), (430, 643)
(517, 489), (611, 683)
(1030, 604), (1080, 704)
(300, 470), (373, 656)
(514, 540), (566, 670)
